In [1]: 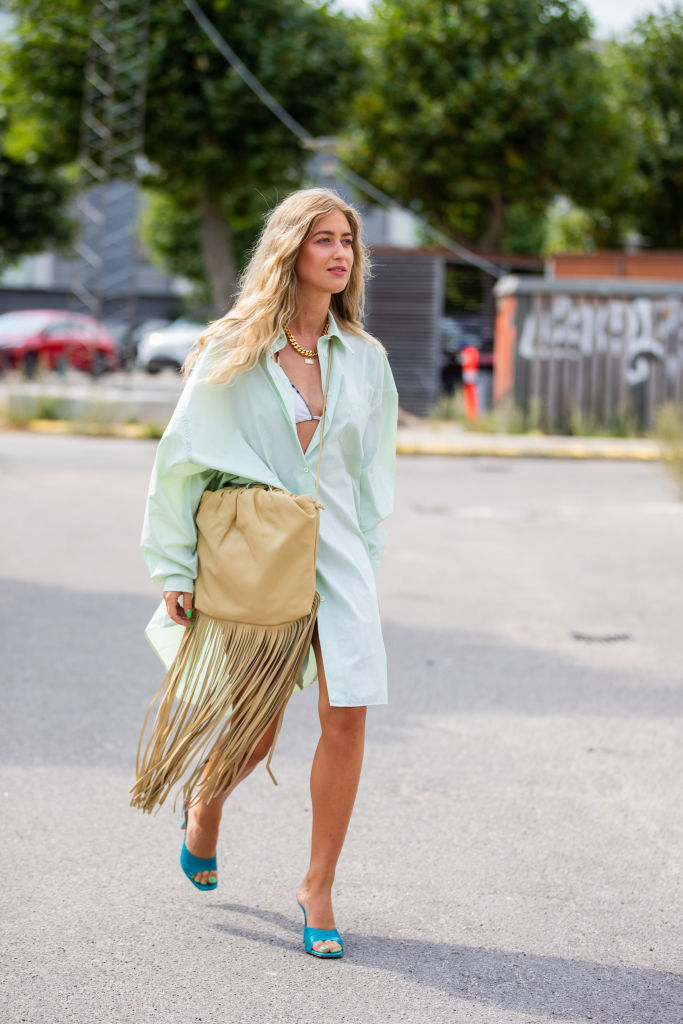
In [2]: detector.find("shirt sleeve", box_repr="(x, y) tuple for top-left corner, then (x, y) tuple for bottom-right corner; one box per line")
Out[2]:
(140, 410), (216, 594)
(359, 355), (398, 579)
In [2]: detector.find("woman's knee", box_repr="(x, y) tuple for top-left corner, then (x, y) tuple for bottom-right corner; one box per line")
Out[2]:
(319, 705), (366, 746)
(244, 721), (278, 769)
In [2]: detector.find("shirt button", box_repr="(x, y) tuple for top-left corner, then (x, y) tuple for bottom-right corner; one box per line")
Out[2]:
(303, 467), (309, 473)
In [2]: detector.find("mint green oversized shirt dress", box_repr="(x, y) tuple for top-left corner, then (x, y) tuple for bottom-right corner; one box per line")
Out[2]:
(141, 314), (398, 707)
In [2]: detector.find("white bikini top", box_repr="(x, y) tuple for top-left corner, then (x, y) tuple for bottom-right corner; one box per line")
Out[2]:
(275, 353), (321, 424)
(290, 382), (320, 424)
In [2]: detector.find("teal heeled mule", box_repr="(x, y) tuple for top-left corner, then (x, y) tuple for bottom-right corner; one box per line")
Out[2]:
(297, 902), (344, 959)
(180, 803), (217, 892)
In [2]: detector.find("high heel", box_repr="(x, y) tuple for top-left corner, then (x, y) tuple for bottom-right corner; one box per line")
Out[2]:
(180, 802), (217, 891)
(297, 901), (343, 958)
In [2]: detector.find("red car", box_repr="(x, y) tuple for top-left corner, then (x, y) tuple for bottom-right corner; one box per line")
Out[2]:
(0, 309), (118, 376)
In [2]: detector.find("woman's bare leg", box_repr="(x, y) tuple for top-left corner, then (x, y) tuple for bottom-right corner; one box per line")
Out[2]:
(296, 628), (367, 953)
(184, 717), (279, 886)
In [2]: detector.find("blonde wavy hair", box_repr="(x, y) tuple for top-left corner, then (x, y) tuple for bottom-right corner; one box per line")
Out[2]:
(185, 187), (380, 384)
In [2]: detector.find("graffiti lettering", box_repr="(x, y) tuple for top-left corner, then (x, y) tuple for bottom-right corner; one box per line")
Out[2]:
(517, 295), (682, 386)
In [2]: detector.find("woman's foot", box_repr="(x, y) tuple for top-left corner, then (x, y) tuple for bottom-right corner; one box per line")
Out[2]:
(184, 800), (221, 887)
(296, 884), (342, 955)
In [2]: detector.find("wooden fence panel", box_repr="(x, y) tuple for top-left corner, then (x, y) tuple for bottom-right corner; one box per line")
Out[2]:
(494, 278), (683, 430)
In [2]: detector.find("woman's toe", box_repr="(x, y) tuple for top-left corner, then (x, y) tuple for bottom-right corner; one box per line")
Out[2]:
(313, 939), (340, 953)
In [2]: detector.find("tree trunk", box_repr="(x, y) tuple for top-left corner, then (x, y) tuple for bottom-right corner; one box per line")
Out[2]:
(479, 192), (506, 252)
(199, 198), (237, 315)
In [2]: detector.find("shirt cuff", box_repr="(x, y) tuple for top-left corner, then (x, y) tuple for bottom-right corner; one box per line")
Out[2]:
(161, 575), (194, 594)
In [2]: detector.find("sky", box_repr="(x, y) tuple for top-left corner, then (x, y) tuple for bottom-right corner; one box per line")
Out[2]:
(337, 0), (666, 37)
(582, 0), (666, 35)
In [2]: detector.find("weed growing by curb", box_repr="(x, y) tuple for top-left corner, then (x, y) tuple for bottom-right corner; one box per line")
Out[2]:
(655, 403), (683, 497)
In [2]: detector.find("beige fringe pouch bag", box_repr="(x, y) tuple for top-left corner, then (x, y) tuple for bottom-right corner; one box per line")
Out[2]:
(130, 343), (333, 814)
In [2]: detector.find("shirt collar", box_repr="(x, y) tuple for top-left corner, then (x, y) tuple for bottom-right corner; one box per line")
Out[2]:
(270, 310), (354, 355)
(324, 311), (353, 351)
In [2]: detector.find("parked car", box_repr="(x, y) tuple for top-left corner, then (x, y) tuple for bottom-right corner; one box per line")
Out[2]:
(439, 314), (493, 396)
(439, 314), (487, 355)
(0, 309), (118, 377)
(104, 317), (171, 370)
(136, 319), (205, 374)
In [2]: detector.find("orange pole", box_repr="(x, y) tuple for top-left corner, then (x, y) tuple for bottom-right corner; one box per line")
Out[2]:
(461, 345), (479, 423)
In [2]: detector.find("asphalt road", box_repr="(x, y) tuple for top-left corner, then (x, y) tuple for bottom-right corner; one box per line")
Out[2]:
(1, 433), (682, 1024)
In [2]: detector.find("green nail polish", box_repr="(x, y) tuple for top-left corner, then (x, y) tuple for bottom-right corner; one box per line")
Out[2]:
(186, 609), (192, 619)
(209, 876), (216, 883)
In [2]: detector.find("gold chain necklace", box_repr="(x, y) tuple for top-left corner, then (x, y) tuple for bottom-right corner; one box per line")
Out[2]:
(284, 318), (330, 362)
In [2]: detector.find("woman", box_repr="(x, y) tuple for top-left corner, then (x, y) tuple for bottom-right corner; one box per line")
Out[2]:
(137, 187), (398, 958)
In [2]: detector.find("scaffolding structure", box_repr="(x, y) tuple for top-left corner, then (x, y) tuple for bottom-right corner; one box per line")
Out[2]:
(71, 0), (150, 339)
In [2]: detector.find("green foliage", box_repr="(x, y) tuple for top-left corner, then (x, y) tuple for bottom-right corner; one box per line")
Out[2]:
(543, 197), (597, 254)
(502, 202), (548, 255)
(137, 421), (166, 440)
(2, 0), (364, 179)
(1, 0), (365, 293)
(142, 1), (363, 199)
(139, 184), (283, 298)
(609, 8), (683, 247)
(567, 401), (642, 438)
(349, 0), (633, 250)
(0, 1), (90, 168)
(430, 391), (529, 433)
(444, 264), (483, 313)
(0, 115), (76, 268)
(139, 190), (210, 302)
(655, 402), (683, 496)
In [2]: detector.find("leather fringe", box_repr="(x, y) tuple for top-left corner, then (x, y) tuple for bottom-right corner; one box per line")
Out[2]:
(130, 594), (320, 814)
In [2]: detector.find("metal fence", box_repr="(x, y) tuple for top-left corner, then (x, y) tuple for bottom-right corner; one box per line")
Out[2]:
(365, 248), (443, 416)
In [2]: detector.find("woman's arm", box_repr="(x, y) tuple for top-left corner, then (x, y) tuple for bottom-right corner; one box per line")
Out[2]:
(141, 418), (216, 609)
(358, 355), (399, 579)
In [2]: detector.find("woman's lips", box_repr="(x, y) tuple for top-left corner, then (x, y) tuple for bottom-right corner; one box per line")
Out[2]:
(327, 267), (347, 275)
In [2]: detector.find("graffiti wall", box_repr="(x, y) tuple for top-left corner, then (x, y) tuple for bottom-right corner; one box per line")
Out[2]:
(494, 278), (683, 429)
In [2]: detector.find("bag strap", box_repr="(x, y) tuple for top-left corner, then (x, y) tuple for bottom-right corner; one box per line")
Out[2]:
(314, 338), (333, 505)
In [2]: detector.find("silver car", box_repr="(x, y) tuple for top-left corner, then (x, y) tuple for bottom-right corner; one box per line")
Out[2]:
(137, 319), (206, 374)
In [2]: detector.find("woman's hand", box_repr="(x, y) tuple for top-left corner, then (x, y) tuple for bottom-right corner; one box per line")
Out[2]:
(163, 591), (194, 626)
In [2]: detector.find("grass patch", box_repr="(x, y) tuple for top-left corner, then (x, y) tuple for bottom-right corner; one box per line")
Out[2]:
(431, 393), (537, 435)
(654, 403), (683, 496)
(431, 390), (652, 439)
(3, 391), (69, 426)
(138, 422), (165, 440)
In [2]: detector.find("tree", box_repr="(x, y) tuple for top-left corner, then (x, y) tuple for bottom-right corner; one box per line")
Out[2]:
(348, 0), (633, 251)
(139, 186), (266, 309)
(610, 7), (683, 247)
(0, 117), (75, 270)
(1, 0), (364, 311)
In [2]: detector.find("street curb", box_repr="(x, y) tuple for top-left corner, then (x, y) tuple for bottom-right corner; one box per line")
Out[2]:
(2, 418), (668, 460)
(395, 439), (665, 460)
(2, 418), (157, 439)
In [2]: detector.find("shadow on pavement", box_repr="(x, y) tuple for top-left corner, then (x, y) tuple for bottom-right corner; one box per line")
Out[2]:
(2, 580), (682, 767)
(382, 619), (683, 721)
(211, 902), (682, 1024)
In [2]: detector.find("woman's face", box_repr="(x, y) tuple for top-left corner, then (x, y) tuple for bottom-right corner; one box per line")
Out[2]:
(294, 209), (354, 298)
